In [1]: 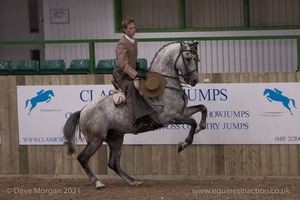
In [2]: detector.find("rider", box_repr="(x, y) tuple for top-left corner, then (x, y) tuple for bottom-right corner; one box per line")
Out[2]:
(274, 88), (282, 95)
(37, 89), (44, 96)
(113, 17), (155, 133)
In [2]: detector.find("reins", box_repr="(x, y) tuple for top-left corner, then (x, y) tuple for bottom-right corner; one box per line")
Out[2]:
(159, 42), (198, 97)
(148, 41), (199, 113)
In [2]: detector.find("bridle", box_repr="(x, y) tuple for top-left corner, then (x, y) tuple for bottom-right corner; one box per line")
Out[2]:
(174, 42), (198, 82)
(161, 42), (199, 83)
(160, 42), (199, 104)
(148, 41), (199, 113)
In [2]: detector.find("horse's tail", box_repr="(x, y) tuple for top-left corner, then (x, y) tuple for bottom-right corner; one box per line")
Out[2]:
(63, 110), (81, 155)
(290, 98), (297, 108)
(25, 99), (30, 108)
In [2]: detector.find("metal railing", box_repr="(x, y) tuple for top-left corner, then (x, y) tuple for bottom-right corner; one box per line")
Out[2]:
(1, 35), (300, 73)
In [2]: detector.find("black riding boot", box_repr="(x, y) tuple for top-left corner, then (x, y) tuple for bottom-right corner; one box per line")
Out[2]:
(132, 116), (149, 134)
(132, 115), (161, 134)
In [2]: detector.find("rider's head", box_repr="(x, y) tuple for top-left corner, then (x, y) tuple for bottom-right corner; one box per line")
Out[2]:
(121, 17), (136, 38)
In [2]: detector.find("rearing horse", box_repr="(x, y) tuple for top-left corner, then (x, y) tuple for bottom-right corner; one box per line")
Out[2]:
(63, 41), (207, 189)
(263, 88), (296, 115)
(25, 90), (54, 115)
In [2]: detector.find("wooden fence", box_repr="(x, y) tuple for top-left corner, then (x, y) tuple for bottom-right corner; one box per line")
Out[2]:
(0, 73), (299, 178)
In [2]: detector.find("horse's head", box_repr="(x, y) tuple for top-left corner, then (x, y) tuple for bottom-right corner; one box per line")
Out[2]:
(263, 89), (269, 96)
(263, 89), (267, 95)
(48, 90), (55, 97)
(174, 41), (199, 86)
(150, 41), (200, 87)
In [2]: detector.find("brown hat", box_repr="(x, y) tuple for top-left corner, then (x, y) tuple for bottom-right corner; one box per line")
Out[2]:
(139, 72), (166, 97)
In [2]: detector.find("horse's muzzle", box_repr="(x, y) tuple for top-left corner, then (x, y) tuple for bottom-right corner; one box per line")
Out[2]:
(191, 79), (198, 86)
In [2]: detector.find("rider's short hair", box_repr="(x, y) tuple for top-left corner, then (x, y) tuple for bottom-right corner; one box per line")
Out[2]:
(121, 17), (135, 33)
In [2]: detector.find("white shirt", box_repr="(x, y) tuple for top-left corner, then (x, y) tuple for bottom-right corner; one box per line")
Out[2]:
(125, 34), (135, 44)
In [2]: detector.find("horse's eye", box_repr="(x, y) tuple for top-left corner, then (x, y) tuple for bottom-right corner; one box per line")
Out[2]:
(184, 52), (193, 60)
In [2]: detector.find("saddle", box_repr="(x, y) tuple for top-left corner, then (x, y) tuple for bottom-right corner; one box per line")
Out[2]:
(111, 76), (164, 133)
(111, 72), (166, 107)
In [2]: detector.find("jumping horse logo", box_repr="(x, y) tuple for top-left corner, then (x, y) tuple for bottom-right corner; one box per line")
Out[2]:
(25, 89), (55, 115)
(263, 88), (297, 115)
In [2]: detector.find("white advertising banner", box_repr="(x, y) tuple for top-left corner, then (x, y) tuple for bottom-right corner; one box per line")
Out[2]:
(17, 83), (300, 145)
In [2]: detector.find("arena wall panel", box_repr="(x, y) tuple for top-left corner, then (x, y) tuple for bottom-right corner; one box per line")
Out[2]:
(0, 73), (300, 178)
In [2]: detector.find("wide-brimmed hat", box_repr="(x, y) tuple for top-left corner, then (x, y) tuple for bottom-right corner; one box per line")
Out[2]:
(139, 72), (166, 97)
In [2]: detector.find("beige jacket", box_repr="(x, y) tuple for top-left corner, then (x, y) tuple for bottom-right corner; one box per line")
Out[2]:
(115, 36), (138, 79)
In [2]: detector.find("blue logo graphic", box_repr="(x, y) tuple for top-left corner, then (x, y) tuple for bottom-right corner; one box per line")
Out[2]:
(263, 88), (297, 115)
(24, 89), (55, 115)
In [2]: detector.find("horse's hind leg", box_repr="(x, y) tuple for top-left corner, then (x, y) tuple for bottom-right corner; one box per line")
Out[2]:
(28, 102), (37, 115)
(283, 101), (293, 115)
(106, 132), (143, 186)
(77, 140), (105, 190)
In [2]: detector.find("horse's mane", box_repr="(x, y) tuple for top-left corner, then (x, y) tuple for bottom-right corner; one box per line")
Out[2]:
(149, 41), (179, 70)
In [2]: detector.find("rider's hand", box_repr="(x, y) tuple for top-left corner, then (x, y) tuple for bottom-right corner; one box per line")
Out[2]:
(136, 71), (147, 80)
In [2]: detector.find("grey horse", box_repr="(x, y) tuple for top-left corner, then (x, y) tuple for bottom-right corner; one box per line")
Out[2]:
(63, 41), (207, 189)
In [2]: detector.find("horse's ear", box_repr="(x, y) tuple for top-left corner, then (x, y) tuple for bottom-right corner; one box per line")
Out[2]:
(192, 40), (199, 45)
(188, 41), (199, 48)
(188, 41), (198, 53)
(180, 41), (187, 50)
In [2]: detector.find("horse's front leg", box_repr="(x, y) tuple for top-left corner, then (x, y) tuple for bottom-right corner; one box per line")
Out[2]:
(195, 104), (207, 133)
(183, 104), (207, 134)
(177, 104), (207, 153)
(177, 118), (197, 153)
(46, 97), (51, 103)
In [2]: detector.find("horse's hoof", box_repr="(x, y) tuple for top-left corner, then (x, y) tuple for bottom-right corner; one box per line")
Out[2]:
(95, 180), (105, 190)
(200, 123), (206, 130)
(96, 185), (106, 190)
(178, 142), (185, 153)
(130, 180), (143, 186)
(136, 181), (144, 186)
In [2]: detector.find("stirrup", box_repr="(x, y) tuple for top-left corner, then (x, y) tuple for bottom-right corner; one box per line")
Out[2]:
(144, 115), (160, 130)
(132, 120), (148, 134)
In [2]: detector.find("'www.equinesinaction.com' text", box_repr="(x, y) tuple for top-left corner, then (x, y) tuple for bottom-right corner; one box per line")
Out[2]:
(192, 187), (290, 195)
